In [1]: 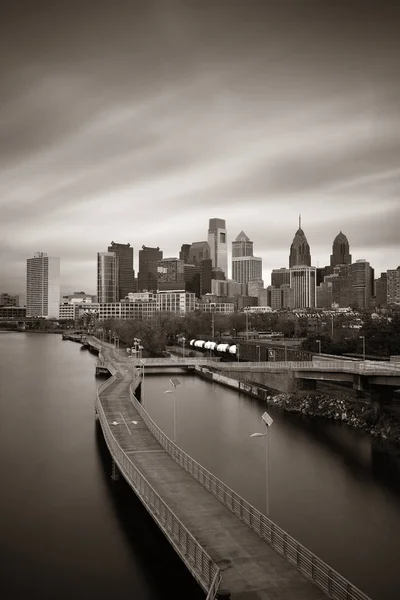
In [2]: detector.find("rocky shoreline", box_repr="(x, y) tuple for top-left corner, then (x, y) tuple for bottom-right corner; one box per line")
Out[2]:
(266, 390), (400, 445)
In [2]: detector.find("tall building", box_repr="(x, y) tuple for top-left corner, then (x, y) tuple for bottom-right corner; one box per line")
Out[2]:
(97, 252), (118, 303)
(271, 268), (290, 288)
(349, 260), (372, 310)
(270, 284), (293, 310)
(289, 216), (311, 267)
(179, 244), (191, 263)
(387, 267), (400, 305)
(232, 231), (253, 257)
(375, 273), (388, 308)
(208, 218), (228, 277)
(330, 232), (352, 268)
(289, 266), (316, 309)
(138, 246), (163, 292)
(26, 252), (60, 318)
(188, 241), (210, 265)
(248, 278), (264, 297)
(258, 287), (271, 307)
(108, 241), (135, 300)
(232, 231), (262, 284)
(157, 258), (185, 291)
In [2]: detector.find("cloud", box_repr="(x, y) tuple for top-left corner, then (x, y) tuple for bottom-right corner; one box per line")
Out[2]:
(0, 0), (399, 294)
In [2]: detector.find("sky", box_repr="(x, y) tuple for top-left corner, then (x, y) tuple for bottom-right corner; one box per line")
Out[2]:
(1, 0), (399, 298)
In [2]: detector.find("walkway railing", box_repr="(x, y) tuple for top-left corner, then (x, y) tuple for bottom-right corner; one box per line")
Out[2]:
(130, 374), (371, 600)
(96, 370), (221, 598)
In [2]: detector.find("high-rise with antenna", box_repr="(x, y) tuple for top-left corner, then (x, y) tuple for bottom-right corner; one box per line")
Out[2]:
(289, 216), (311, 267)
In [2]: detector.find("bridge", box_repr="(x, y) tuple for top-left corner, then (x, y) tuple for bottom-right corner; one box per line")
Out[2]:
(88, 339), (372, 600)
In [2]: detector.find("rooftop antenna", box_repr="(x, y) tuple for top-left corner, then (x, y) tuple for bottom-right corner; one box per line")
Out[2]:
(299, 214), (301, 229)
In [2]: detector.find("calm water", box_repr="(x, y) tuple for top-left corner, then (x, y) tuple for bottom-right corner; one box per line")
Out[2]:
(0, 333), (204, 600)
(143, 374), (400, 600)
(1, 334), (400, 600)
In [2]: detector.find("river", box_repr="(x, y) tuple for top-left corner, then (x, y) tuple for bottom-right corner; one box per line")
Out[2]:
(1, 333), (399, 599)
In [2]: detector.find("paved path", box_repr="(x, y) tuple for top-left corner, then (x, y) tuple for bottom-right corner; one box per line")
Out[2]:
(97, 346), (330, 599)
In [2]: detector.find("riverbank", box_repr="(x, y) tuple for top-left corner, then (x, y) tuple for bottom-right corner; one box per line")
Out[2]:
(268, 390), (400, 445)
(195, 364), (400, 446)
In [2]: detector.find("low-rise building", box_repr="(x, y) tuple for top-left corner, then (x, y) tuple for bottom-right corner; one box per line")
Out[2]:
(196, 301), (234, 313)
(0, 306), (26, 319)
(0, 293), (19, 306)
(156, 291), (196, 313)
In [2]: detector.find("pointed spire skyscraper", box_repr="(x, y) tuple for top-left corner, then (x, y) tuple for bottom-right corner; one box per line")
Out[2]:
(289, 219), (311, 267)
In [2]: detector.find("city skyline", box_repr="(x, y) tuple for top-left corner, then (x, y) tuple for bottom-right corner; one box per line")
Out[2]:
(1, 1), (399, 294)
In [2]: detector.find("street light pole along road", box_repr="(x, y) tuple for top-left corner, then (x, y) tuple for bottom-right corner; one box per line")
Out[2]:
(250, 411), (274, 517)
(164, 377), (181, 443)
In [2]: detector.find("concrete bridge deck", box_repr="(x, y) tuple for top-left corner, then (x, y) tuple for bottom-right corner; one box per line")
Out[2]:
(92, 340), (371, 600)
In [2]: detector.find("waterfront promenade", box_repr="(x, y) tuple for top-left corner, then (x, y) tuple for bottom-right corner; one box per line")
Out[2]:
(92, 339), (371, 600)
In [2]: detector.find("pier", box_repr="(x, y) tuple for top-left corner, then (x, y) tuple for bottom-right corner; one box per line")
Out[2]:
(87, 337), (372, 600)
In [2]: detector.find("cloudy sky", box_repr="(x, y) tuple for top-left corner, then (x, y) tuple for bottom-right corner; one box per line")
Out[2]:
(1, 0), (399, 297)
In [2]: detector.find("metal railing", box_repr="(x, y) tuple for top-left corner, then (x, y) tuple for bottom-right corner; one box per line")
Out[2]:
(95, 372), (221, 598)
(217, 360), (400, 376)
(129, 378), (371, 600)
(130, 357), (218, 367)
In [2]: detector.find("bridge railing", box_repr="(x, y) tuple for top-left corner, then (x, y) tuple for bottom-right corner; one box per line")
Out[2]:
(217, 359), (400, 375)
(131, 357), (218, 366)
(129, 375), (371, 600)
(96, 373), (221, 598)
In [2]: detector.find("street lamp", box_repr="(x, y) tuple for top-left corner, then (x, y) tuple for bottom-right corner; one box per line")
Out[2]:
(256, 345), (261, 362)
(182, 336), (186, 358)
(360, 335), (366, 361)
(140, 359), (145, 405)
(316, 339), (321, 355)
(250, 411), (274, 517)
(164, 377), (181, 442)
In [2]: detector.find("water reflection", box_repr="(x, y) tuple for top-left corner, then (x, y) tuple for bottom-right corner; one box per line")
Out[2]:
(143, 372), (400, 600)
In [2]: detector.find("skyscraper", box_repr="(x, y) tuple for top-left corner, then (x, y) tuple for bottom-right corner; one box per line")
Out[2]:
(138, 246), (163, 292)
(289, 266), (316, 309)
(97, 252), (118, 303)
(26, 252), (60, 318)
(271, 267), (290, 287)
(387, 267), (400, 305)
(208, 218), (228, 277)
(232, 231), (253, 257)
(188, 241), (210, 265)
(232, 231), (262, 284)
(108, 241), (135, 300)
(179, 244), (191, 263)
(289, 216), (311, 267)
(349, 260), (372, 310)
(330, 232), (351, 268)
(157, 258), (185, 291)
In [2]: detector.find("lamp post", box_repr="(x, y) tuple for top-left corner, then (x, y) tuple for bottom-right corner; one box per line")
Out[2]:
(360, 335), (366, 361)
(164, 377), (181, 442)
(316, 339), (321, 355)
(256, 345), (261, 362)
(182, 336), (186, 358)
(331, 314), (334, 339)
(140, 359), (145, 405)
(250, 411), (274, 517)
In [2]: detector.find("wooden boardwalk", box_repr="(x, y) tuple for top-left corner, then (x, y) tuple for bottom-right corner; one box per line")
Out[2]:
(94, 343), (371, 600)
